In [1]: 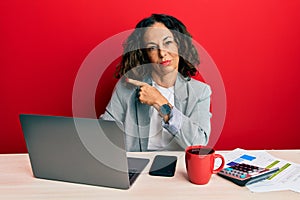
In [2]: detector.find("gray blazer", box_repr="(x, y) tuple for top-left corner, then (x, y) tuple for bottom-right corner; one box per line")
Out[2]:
(100, 74), (212, 152)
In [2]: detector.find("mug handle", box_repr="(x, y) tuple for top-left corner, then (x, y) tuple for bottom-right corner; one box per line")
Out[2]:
(212, 154), (225, 174)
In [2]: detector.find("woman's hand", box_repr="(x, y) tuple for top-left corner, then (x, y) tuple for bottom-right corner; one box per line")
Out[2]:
(126, 78), (168, 111)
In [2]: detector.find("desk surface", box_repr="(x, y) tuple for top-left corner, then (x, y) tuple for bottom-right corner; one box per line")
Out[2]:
(1, 150), (299, 200)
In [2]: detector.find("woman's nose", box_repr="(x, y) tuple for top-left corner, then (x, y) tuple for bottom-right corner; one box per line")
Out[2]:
(158, 48), (167, 58)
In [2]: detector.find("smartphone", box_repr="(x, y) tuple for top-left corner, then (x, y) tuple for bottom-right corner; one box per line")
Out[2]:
(149, 155), (177, 177)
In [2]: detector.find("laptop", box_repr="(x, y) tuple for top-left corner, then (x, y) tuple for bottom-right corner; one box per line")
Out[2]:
(19, 114), (149, 189)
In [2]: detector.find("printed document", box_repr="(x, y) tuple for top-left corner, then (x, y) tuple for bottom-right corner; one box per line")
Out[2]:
(218, 148), (300, 193)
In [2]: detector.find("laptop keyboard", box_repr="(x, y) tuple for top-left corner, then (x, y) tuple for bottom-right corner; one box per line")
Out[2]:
(128, 169), (138, 179)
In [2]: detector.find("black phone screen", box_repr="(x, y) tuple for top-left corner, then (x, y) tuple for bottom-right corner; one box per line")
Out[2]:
(149, 155), (177, 177)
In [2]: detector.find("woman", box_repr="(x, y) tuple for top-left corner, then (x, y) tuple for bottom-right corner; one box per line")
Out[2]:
(101, 14), (212, 151)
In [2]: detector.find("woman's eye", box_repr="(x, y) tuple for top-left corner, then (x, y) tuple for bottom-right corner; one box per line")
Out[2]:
(148, 46), (157, 51)
(165, 40), (173, 45)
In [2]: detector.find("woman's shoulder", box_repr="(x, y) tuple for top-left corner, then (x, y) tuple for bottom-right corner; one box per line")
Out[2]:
(176, 75), (211, 98)
(177, 74), (210, 90)
(190, 78), (209, 87)
(177, 75), (211, 98)
(189, 78), (210, 89)
(190, 78), (212, 97)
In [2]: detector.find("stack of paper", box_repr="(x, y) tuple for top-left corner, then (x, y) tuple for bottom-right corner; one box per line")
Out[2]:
(218, 148), (300, 193)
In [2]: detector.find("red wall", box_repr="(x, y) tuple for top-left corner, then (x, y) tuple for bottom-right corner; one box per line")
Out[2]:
(1, 1), (300, 153)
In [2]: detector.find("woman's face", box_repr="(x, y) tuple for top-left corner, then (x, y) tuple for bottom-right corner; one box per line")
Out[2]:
(143, 22), (180, 76)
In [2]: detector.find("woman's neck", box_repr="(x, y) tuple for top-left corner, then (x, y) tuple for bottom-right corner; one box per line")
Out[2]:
(151, 71), (177, 88)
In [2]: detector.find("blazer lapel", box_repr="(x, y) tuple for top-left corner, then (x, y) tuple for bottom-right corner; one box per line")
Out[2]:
(174, 75), (189, 112)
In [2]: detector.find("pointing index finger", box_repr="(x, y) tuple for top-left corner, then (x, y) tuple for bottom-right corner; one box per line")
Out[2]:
(126, 78), (148, 87)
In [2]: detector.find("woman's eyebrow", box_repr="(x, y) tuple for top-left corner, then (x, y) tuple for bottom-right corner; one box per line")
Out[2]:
(145, 36), (173, 46)
(145, 41), (157, 46)
(163, 36), (173, 41)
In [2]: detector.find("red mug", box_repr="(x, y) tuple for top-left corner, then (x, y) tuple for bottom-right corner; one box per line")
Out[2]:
(185, 145), (225, 185)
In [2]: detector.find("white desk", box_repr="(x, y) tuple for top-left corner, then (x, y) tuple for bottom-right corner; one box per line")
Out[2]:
(0, 150), (299, 200)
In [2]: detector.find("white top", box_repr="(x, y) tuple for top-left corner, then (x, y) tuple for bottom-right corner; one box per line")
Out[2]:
(147, 82), (175, 150)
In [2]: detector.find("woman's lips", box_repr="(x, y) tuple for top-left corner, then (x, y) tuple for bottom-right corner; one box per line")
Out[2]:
(160, 60), (171, 66)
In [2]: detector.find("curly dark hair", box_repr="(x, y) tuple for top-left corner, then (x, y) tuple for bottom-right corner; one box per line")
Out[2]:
(115, 14), (200, 79)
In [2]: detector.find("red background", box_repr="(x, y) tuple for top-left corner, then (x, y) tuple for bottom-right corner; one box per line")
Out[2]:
(1, 0), (300, 153)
